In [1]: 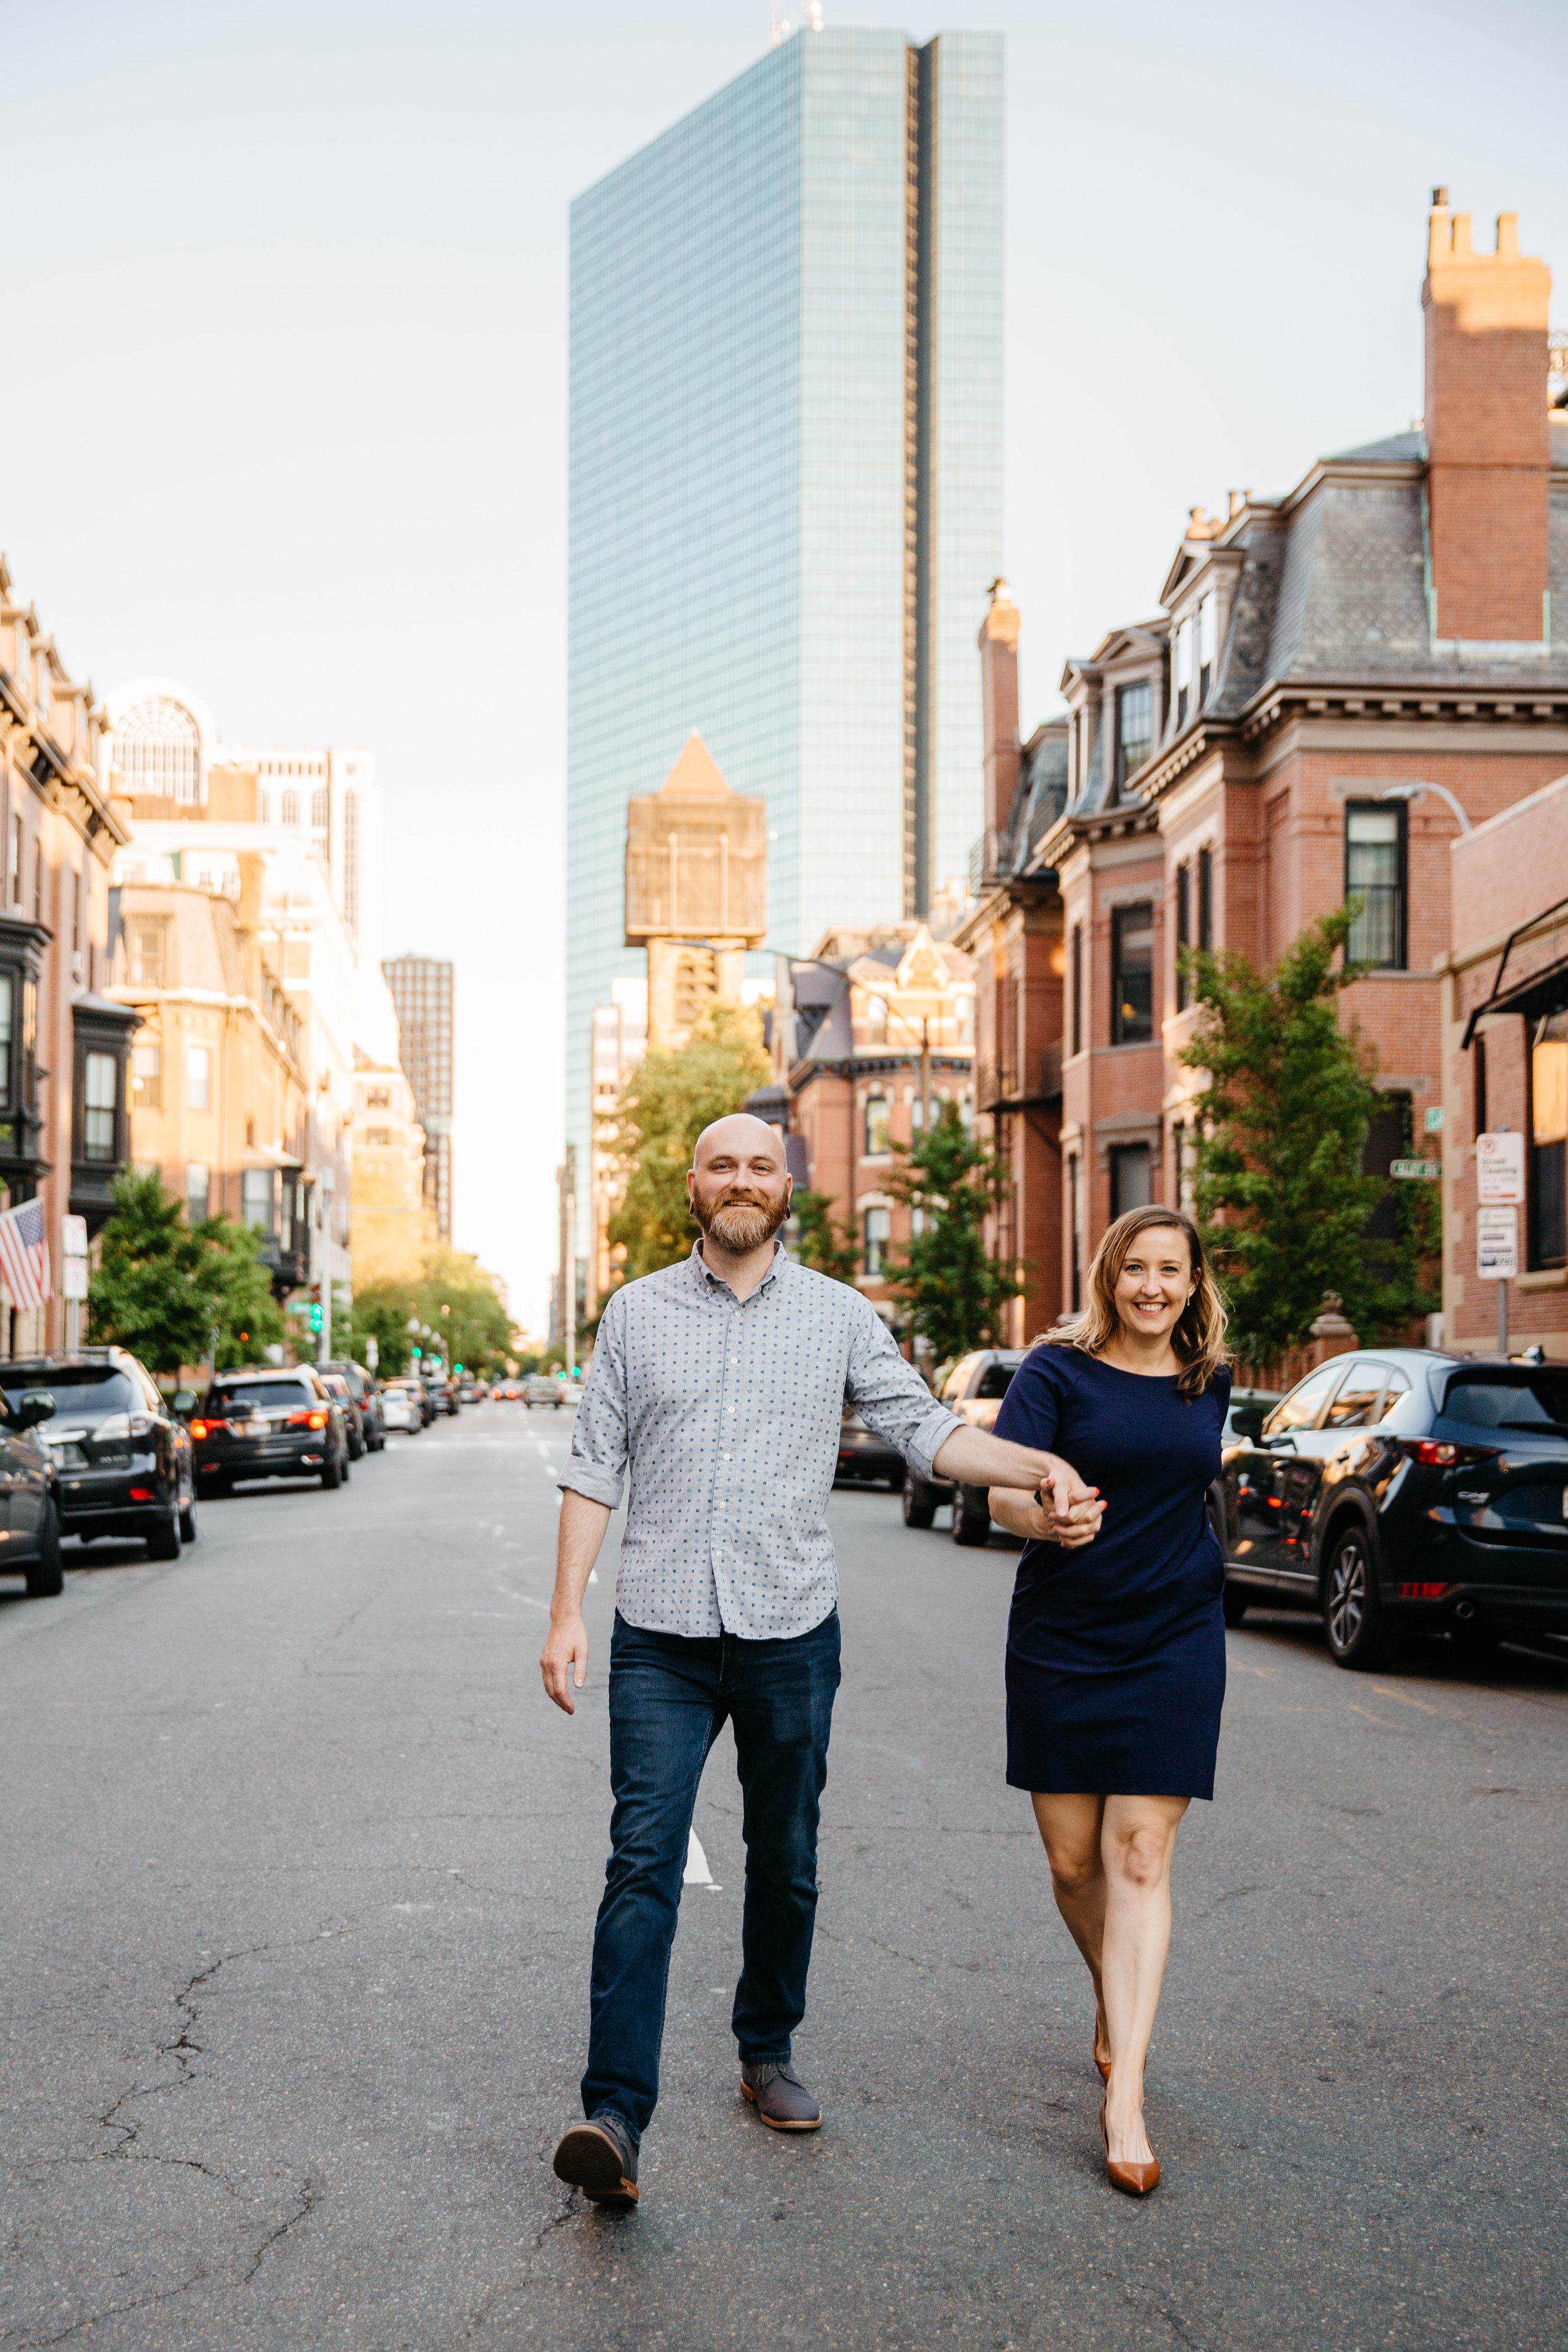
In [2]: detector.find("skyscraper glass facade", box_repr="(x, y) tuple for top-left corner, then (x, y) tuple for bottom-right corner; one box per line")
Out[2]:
(566, 27), (1002, 1183)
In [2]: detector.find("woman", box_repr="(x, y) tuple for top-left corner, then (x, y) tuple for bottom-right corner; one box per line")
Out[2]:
(989, 1204), (1229, 2196)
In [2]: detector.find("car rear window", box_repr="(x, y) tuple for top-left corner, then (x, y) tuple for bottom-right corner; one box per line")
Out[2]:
(206, 1381), (317, 1412)
(973, 1363), (1019, 1401)
(1443, 1372), (1568, 1436)
(0, 1370), (137, 1417)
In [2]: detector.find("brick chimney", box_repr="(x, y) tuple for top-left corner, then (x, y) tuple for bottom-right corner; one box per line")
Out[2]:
(1422, 190), (1552, 643)
(978, 578), (1020, 836)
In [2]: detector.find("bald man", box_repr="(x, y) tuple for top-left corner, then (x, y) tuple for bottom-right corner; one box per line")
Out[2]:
(543, 1113), (1096, 2208)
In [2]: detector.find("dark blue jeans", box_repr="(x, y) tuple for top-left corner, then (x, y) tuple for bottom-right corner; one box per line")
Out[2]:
(580, 1608), (842, 2144)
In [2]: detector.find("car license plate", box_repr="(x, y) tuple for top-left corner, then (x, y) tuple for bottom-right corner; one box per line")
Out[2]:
(95, 1452), (130, 1470)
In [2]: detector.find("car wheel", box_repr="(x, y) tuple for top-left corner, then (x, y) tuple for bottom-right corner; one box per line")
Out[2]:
(1322, 1523), (1391, 1670)
(179, 1495), (198, 1546)
(320, 1449), (343, 1491)
(145, 1503), (182, 1562)
(951, 1484), (992, 1547)
(341, 1447), (352, 1483)
(902, 1472), (938, 1530)
(1221, 1579), (1250, 1628)
(25, 1506), (63, 1599)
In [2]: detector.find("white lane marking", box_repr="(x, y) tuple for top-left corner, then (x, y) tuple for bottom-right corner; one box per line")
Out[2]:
(684, 1831), (721, 1892)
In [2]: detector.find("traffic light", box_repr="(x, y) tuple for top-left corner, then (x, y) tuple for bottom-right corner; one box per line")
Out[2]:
(309, 1303), (323, 1334)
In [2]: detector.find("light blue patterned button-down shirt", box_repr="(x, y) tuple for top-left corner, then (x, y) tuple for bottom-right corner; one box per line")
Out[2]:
(558, 1241), (962, 1640)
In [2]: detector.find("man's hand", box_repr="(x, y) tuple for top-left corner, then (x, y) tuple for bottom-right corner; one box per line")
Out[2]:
(540, 1490), (612, 1715)
(541, 1611), (590, 1714)
(988, 1480), (1104, 1549)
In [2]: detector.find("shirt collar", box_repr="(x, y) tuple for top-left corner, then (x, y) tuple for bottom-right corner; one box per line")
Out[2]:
(688, 1237), (788, 1300)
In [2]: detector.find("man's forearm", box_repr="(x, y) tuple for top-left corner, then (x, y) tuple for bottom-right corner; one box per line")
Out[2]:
(931, 1426), (1083, 1494)
(553, 1490), (612, 1618)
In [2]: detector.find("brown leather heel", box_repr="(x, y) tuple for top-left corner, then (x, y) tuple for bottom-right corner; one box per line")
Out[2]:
(1100, 2098), (1160, 2196)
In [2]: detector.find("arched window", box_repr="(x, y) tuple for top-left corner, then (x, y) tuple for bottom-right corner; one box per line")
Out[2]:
(115, 696), (201, 804)
(310, 787), (329, 830)
(281, 789), (299, 826)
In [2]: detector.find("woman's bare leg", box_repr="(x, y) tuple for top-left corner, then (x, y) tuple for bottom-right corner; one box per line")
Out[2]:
(1030, 1793), (1109, 2069)
(1099, 1794), (1189, 2165)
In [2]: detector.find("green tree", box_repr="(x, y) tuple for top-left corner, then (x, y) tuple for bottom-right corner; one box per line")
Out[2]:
(884, 1101), (1024, 1361)
(88, 1170), (283, 1374)
(607, 1001), (770, 1281)
(344, 1245), (514, 1379)
(789, 1187), (859, 1283)
(1180, 904), (1439, 1362)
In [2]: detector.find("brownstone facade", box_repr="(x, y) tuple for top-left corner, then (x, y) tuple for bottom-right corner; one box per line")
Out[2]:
(967, 194), (1568, 1355)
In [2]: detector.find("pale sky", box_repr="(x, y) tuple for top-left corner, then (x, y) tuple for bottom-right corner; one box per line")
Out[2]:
(7, 0), (1564, 1330)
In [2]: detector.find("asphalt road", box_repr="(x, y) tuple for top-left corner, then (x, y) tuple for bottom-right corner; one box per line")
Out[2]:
(3, 1405), (1566, 2351)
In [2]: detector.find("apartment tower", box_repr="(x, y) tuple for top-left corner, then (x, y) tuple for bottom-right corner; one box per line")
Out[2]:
(565, 24), (1004, 1195)
(383, 955), (454, 1242)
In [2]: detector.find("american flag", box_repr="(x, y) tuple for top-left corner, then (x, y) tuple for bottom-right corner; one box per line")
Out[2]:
(0, 1196), (51, 1311)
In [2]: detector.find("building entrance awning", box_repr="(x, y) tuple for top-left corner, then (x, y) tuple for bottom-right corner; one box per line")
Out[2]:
(1462, 896), (1568, 1047)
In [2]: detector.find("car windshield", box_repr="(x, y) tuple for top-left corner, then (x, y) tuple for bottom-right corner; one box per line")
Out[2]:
(1443, 1372), (1568, 1436)
(0, 1370), (137, 1418)
(206, 1382), (317, 1412)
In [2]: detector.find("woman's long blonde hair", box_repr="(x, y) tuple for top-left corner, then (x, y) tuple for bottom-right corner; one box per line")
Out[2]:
(1042, 1204), (1227, 1397)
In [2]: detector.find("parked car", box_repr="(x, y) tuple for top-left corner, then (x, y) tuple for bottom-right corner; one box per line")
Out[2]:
(1, 1349), (193, 1563)
(425, 1375), (459, 1418)
(835, 1404), (904, 1488)
(192, 1367), (352, 1494)
(0, 1377), (66, 1595)
(1224, 1386), (1283, 1440)
(904, 1348), (1028, 1545)
(318, 1372), (364, 1460)
(379, 1380), (423, 1435)
(457, 1382), (481, 1405)
(524, 1373), (564, 1410)
(1216, 1348), (1568, 1668)
(321, 1359), (386, 1452)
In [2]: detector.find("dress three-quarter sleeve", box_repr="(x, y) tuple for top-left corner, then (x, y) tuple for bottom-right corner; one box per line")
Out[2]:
(992, 1345), (1070, 1457)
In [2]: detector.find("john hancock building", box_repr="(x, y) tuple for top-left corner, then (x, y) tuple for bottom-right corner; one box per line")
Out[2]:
(565, 24), (1004, 1189)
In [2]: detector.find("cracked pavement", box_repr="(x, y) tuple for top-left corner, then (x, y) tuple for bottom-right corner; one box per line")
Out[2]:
(2, 1405), (1566, 2347)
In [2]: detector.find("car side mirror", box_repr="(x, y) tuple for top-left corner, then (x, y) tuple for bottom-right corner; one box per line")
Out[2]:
(172, 1388), (197, 1419)
(16, 1391), (56, 1430)
(1229, 1404), (1265, 1442)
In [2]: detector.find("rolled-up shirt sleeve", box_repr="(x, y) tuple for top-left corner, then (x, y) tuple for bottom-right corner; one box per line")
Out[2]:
(558, 1293), (629, 1509)
(845, 1305), (962, 1481)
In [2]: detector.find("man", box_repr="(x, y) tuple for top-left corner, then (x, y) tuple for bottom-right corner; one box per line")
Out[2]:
(541, 1113), (1098, 2209)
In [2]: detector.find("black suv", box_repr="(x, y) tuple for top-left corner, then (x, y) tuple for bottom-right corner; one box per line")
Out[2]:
(193, 1367), (352, 1495)
(1217, 1348), (1568, 1668)
(320, 1360), (386, 1453)
(0, 1380), (63, 1595)
(0, 1350), (194, 1563)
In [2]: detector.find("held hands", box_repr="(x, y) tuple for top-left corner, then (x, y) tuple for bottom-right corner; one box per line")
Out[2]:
(539, 1614), (590, 1714)
(1032, 1460), (1104, 1549)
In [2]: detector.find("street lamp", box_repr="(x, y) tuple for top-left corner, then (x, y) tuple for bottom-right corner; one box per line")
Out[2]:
(1379, 781), (1471, 832)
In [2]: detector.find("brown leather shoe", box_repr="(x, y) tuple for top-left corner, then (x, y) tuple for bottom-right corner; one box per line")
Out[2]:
(1099, 2099), (1159, 2196)
(740, 2060), (822, 2132)
(553, 2112), (639, 2206)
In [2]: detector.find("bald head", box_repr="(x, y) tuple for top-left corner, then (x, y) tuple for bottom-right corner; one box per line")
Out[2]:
(692, 1113), (786, 1172)
(687, 1113), (792, 1260)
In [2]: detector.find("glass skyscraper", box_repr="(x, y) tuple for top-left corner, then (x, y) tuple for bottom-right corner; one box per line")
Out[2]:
(566, 26), (1002, 1182)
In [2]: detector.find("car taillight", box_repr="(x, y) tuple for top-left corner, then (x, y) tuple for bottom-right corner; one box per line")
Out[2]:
(191, 1420), (209, 1440)
(287, 1408), (329, 1429)
(129, 1414), (156, 1437)
(1394, 1438), (1500, 1468)
(129, 1486), (156, 1501)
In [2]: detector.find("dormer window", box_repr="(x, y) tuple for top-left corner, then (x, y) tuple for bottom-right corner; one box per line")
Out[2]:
(1198, 593), (1216, 706)
(1172, 618), (1192, 728)
(1115, 682), (1152, 790)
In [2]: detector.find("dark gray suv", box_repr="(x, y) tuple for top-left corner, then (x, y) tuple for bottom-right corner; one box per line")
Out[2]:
(193, 1367), (352, 1495)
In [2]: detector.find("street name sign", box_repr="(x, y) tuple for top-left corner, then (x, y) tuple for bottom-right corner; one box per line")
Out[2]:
(1476, 1131), (1526, 1204)
(1476, 1207), (1518, 1281)
(1391, 1159), (1440, 1180)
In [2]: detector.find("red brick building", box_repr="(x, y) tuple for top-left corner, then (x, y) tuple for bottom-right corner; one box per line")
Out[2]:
(966, 192), (1568, 1342)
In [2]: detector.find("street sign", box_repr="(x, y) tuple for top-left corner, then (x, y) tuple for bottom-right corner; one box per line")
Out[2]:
(1424, 1105), (1444, 1133)
(1391, 1158), (1440, 1180)
(1476, 1207), (1518, 1281)
(61, 1214), (88, 1259)
(1476, 1131), (1526, 1204)
(61, 1257), (89, 1300)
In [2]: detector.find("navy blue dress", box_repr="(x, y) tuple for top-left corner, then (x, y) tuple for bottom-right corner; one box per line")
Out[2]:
(992, 1347), (1231, 1801)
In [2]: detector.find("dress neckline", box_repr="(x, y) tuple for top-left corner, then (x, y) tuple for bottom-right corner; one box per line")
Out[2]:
(1083, 1352), (1184, 1383)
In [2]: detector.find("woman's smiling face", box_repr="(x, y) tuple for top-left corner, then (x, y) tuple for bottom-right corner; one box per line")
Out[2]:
(1111, 1226), (1197, 1345)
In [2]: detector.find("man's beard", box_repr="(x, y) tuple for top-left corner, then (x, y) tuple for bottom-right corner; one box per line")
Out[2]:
(694, 1189), (790, 1253)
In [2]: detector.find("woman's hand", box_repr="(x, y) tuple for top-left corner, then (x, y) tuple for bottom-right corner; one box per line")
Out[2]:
(988, 1481), (1104, 1548)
